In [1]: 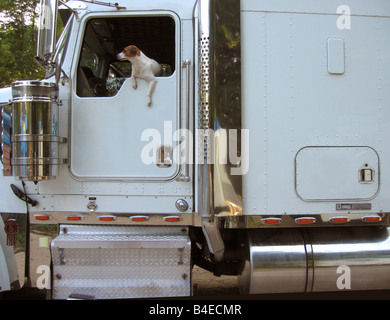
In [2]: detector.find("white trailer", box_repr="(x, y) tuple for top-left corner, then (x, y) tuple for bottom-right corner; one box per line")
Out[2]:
(1, 0), (390, 299)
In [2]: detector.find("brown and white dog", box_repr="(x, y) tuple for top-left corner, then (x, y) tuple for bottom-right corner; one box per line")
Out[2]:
(117, 45), (162, 106)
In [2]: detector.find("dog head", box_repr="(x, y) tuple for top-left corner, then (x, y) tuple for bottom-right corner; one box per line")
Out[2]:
(117, 45), (141, 61)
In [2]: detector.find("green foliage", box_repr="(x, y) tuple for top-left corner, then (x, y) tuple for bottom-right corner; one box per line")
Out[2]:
(0, 0), (45, 87)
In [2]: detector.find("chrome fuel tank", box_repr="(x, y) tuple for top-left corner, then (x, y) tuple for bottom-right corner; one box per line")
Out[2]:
(11, 80), (61, 181)
(238, 227), (390, 294)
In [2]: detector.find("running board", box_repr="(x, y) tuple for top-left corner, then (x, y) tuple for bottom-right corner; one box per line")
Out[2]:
(51, 225), (191, 299)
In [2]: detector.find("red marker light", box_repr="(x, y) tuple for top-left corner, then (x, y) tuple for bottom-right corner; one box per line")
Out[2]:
(329, 217), (349, 224)
(34, 214), (51, 221)
(362, 216), (382, 223)
(66, 215), (84, 221)
(261, 218), (282, 225)
(98, 215), (116, 222)
(295, 217), (316, 224)
(130, 216), (149, 222)
(163, 216), (181, 222)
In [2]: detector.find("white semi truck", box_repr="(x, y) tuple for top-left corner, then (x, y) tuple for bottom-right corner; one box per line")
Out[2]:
(1, 0), (390, 299)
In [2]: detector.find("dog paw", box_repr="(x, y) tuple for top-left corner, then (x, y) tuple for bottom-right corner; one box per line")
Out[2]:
(147, 97), (152, 107)
(131, 78), (137, 89)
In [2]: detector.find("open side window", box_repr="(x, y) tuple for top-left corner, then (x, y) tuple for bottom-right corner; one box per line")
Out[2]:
(77, 16), (175, 97)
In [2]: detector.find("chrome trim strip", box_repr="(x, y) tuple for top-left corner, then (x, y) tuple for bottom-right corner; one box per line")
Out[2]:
(198, 0), (212, 218)
(198, 0), (242, 217)
(221, 212), (390, 228)
(12, 135), (67, 143)
(29, 211), (194, 226)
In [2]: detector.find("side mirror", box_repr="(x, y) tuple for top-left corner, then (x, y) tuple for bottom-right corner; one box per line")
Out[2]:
(36, 0), (58, 69)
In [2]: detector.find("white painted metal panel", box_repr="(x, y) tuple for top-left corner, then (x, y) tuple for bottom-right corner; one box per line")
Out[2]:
(241, 6), (390, 215)
(241, 11), (268, 215)
(0, 87), (11, 104)
(241, 0), (390, 17)
(0, 179), (28, 213)
(69, 10), (182, 182)
(71, 77), (179, 180)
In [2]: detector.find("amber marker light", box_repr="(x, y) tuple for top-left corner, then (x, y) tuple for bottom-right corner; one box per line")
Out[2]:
(295, 217), (316, 224)
(34, 214), (51, 221)
(329, 217), (349, 224)
(98, 215), (116, 222)
(66, 215), (84, 221)
(163, 216), (181, 222)
(130, 216), (149, 222)
(362, 216), (382, 223)
(261, 218), (282, 225)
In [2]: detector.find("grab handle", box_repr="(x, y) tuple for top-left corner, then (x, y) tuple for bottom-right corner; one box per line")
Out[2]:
(178, 60), (191, 182)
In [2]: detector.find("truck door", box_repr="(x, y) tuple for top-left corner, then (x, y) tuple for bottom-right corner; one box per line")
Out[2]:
(70, 12), (181, 181)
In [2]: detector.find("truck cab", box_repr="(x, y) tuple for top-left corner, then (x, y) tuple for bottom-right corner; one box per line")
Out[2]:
(1, 0), (390, 299)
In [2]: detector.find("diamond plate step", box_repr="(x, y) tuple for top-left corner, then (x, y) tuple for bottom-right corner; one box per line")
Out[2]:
(51, 225), (191, 299)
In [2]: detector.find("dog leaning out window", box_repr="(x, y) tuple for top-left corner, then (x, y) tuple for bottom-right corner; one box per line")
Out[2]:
(76, 16), (176, 100)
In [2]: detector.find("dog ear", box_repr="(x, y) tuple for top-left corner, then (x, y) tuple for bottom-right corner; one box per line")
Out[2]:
(123, 45), (141, 57)
(131, 46), (141, 57)
(123, 46), (131, 57)
(123, 45), (136, 57)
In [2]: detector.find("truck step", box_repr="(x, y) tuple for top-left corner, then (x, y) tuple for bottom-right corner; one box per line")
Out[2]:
(51, 225), (191, 299)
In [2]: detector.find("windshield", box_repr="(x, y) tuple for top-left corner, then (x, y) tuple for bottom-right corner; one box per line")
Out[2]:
(46, 13), (74, 78)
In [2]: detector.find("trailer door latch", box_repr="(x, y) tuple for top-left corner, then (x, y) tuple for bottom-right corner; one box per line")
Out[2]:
(359, 164), (375, 183)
